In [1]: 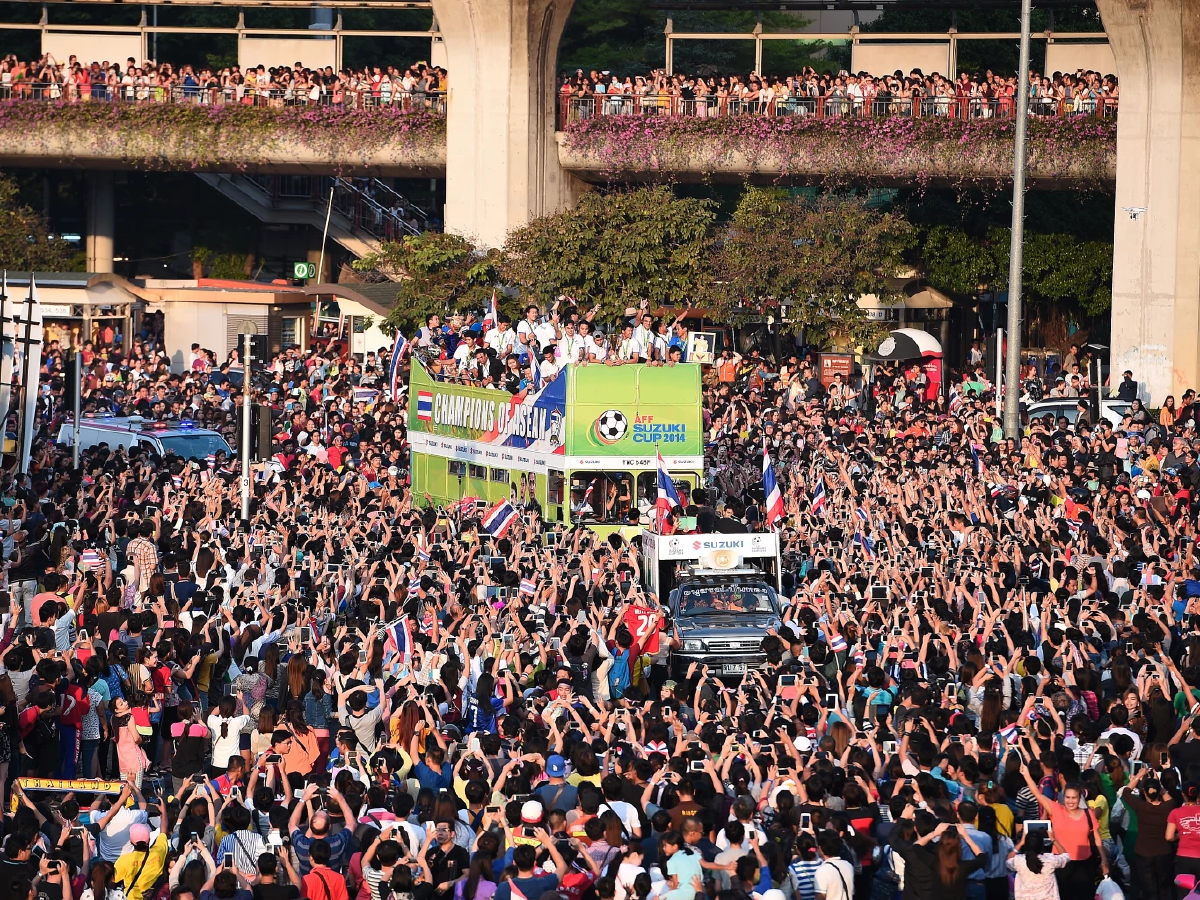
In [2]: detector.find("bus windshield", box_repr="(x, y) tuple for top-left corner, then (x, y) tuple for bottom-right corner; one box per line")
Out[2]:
(677, 583), (776, 615)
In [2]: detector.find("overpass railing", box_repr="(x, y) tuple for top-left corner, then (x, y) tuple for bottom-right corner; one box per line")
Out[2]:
(0, 82), (447, 113)
(559, 93), (1117, 125)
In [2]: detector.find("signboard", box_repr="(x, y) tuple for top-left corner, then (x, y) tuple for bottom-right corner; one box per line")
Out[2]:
(566, 364), (702, 458)
(687, 331), (717, 364)
(293, 262), (317, 279)
(40, 304), (73, 318)
(9, 777), (125, 811)
(819, 353), (854, 388)
(642, 530), (780, 561)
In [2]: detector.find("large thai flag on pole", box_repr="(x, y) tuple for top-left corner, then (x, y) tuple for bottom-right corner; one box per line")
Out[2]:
(763, 439), (784, 528)
(656, 447), (682, 515)
(389, 331), (407, 401)
(482, 499), (518, 538)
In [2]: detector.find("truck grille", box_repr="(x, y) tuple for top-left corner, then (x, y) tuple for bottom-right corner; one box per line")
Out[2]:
(703, 639), (762, 653)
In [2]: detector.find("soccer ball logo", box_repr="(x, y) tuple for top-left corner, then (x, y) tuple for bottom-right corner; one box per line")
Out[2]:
(593, 409), (628, 444)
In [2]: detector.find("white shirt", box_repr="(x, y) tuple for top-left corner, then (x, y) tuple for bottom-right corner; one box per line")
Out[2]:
(97, 806), (149, 862)
(208, 713), (252, 767)
(453, 342), (476, 367)
(485, 327), (518, 356)
(585, 337), (609, 362)
(616, 336), (644, 361)
(814, 858), (855, 900)
(557, 334), (583, 368)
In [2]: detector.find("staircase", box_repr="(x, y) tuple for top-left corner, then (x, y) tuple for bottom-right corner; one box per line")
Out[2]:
(195, 174), (434, 264)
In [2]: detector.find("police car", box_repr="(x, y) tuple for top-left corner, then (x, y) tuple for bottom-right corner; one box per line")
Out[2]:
(57, 415), (233, 461)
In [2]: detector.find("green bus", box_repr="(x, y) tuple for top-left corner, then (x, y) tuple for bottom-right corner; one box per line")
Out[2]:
(408, 361), (703, 539)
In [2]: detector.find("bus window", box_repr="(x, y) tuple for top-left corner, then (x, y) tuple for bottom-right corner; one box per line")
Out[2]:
(570, 472), (635, 525)
(636, 472), (696, 507)
(547, 470), (565, 506)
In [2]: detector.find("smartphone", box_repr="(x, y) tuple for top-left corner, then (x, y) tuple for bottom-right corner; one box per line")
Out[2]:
(871, 586), (887, 602)
(266, 754), (283, 764)
(689, 760), (705, 772)
(825, 693), (839, 708)
(800, 813), (812, 829)
(299, 626), (312, 644)
(779, 674), (796, 687)
(1126, 642), (1134, 653)
(919, 566), (934, 579)
(891, 627), (902, 637)
(346, 750), (359, 766)
(883, 741), (898, 756)
(1130, 759), (1146, 774)
(486, 806), (501, 814)
(358, 649), (368, 664)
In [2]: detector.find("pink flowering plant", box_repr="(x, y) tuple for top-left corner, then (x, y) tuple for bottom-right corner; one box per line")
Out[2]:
(561, 114), (1115, 187)
(0, 100), (446, 172)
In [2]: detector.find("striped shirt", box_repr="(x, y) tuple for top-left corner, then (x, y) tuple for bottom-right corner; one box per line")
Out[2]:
(216, 829), (267, 877)
(788, 859), (822, 900)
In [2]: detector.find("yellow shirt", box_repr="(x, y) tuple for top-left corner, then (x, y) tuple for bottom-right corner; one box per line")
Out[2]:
(989, 802), (1015, 838)
(114, 834), (168, 900)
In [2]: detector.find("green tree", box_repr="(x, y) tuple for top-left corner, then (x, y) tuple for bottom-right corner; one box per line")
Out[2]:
(501, 188), (716, 317)
(917, 224), (1113, 315)
(707, 188), (913, 347)
(354, 232), (500, 334)
(0, 175), (77, 272)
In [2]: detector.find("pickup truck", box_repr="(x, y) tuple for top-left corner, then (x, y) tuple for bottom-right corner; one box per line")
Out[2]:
(667, 568), (782, 678)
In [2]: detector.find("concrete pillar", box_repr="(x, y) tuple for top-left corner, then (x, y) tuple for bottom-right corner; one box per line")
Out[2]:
(429, 0), (588, 248)
(1096, 0), (1200, 403)
(86, 171), (115, 274)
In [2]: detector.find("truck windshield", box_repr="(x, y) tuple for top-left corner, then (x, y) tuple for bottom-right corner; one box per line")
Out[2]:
(157, 434), (233, 460)
(678, 584), (775, 614)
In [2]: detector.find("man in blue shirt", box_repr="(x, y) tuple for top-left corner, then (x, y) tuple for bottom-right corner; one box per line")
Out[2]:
(288, 783), (356, 874)
(411, 734), (453, 792)
(957, 800), (994, 900)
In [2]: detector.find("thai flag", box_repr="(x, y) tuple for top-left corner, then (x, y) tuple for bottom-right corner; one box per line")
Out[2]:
(811, 479), (826, 517)
(999, 723), (1020, 744)
(520, 579), (536, 596)
(829, 632), (847, 653)
(854, 532), (876, 558)
(80, 549), (103, 571)
(762, 440), (784, 528)
(206, 453), (216, 467)
(482, 500), (518, 538)
(531, 359), (542, 392)
(656, 447), (682, 519)
(408, 578), (421, 598)
(384, 618), (413, 663)
(855, 505), (869, 523)
(949, 390), (963, 415)
(416, 390), (433, 422)
(417, 545), (431, 562)
(483, 289), (498, 332)
(455, 496), (478, 516)
(389, 332), (408, 401)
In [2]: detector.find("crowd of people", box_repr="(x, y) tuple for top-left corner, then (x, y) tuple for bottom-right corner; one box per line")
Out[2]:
(0, 54), (446, 108)
(3, 295), (1200, 900)
(559, 66), (1119, 118)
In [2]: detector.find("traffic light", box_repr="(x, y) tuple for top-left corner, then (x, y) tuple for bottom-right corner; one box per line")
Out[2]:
(62, 350), (77, 412)
(235, 403), (274, 461)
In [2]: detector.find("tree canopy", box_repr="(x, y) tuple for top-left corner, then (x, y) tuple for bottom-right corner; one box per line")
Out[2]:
(501, 188), (716, 318)
(0, 175), (77, 273)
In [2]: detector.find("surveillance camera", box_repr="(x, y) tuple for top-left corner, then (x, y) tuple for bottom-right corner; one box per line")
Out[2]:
(1123, 206), (1146, 220)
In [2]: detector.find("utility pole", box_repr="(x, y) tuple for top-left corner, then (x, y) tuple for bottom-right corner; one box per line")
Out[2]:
(1002, 0), (1033, 438)
(238, 331), (250, 520)
(0, 275), (13, 462)
(71, 349), (81, 469)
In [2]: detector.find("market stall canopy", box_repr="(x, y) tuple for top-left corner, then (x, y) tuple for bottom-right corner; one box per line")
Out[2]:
(857, 281), (955, 318)
(868, 328), (944, 361)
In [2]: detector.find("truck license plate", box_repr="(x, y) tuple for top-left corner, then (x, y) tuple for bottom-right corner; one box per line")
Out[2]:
(722, 663), (747, 675)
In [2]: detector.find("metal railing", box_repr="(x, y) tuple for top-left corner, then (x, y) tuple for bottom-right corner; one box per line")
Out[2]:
(0, 81), (446, 113)
(558, 93), (1117, 125)
(237, 174), (432, 242)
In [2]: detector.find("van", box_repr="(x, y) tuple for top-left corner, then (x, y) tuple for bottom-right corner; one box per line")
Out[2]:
(57, 415), (234, 461)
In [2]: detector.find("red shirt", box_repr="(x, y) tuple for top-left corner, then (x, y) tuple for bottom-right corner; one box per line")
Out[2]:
(60, 684), (91, 728)
(304, 866), (350, 900)
(1169, 804), (1200, 858)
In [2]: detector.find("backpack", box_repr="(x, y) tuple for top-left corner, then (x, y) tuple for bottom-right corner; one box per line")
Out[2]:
(869, 848), (901, 900)
(609, 649), (632, 700)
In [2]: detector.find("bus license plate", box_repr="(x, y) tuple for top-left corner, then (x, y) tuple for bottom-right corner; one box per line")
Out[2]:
(722, 663), (747, 675)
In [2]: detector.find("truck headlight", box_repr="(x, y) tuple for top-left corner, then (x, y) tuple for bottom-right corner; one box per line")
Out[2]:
(682, 639), (704, 652)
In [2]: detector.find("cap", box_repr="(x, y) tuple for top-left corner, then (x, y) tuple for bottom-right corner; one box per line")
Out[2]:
(662, 680), (678, 692)
(521, 800), (544, 823)
(545, 754), (566, 777)
(129, 824), (151, 845)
